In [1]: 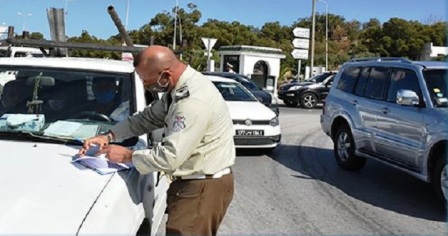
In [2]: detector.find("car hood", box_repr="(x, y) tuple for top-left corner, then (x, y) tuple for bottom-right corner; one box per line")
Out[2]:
(0, 140), (113, 234)
(280, 81), (315, 90)
(226, 101), (276, 120)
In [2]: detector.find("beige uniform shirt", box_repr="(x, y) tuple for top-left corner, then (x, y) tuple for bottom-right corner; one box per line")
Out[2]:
(111, 66), (235, 176)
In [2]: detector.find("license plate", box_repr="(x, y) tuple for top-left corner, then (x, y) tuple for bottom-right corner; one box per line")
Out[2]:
(236, 130), (264, 136)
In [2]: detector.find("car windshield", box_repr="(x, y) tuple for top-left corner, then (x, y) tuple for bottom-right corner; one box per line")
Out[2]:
(238, 78), (260, 91)
(213, 81), (258, 102)
(0, 65), (133, 142)
(423, 69), (448, 108)
(306, 73), (333, 83)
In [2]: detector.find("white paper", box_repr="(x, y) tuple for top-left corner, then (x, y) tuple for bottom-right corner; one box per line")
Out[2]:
(72, 145), (134, 175)
(72, 155), (133, 175)
(44, 121), (82, 137)
(6, 114), (39, 127)
(70, 124), (99, 140)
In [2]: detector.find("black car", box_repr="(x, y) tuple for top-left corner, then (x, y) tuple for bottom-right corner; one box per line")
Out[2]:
(202, 71), (279, 115)
(278, 73), (335, 108)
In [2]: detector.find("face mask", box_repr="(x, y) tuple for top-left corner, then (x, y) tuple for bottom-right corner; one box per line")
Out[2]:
(144, 71), (169, 93)
(95, 91), (116, 104)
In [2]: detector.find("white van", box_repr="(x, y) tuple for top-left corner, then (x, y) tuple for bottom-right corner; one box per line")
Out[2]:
(0, 46), (45, 57)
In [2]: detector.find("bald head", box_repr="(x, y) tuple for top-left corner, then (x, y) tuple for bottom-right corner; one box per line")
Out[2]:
(134, 45), (187, 92)
(134, 45), (178, 70)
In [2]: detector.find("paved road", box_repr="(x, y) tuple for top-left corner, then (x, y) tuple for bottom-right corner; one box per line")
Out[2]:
(159, 105), (447, 235)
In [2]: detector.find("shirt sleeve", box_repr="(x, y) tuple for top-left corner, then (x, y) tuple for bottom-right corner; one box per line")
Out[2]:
(131, 98), (212, 175)
(111, 98), (166, 140)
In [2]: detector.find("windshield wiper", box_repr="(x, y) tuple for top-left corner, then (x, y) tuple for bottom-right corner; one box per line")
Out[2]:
(0, 131), (83, 145)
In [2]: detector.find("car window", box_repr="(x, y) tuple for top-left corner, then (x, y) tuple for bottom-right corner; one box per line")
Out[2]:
(354, 67), (371, 96)
(423, 69), (448, 107)
(364, 67), (389, 100)
(213, 81), (257, 102)
(386, 68), (421, 103)
(239, 79), (260, 90)
(336, 67), (360, 93)
(0, 65), (133, 140)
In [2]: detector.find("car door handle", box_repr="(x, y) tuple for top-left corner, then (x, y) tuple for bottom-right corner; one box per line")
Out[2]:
(381, 107), (389, 114)
(351, 100), (358, 106)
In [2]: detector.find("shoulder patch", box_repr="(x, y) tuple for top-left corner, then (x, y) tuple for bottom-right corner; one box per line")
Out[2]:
(172, 115), (186, 132)
(175, 85), (190, 102)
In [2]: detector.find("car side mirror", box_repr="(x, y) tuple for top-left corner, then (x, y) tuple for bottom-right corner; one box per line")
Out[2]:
(396, 89), (419, 106)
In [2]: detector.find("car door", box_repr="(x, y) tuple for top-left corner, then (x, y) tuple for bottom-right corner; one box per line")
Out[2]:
(355, 66), (389, 154)
(374, 68), (424, 168)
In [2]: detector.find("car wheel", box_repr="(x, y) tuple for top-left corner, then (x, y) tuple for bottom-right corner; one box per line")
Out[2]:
(333, 124), (366, 171)
(284, 100), (298, 107)
(300, 93), (318, 109)
(432, 152), (448, 205)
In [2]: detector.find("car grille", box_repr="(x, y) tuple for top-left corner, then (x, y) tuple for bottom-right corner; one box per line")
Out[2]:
(234, 135), (281, 146)
(233, 120), (271, 125)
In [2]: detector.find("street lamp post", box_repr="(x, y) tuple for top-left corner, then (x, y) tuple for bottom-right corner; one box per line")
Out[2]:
(317, 0), (328, 71)
(60, 0), (75, 15)
(173, 0), (179, 50)
(125, 0), (130, 30)
(310, 0), (316, 78)
(17, 12), (32, 32)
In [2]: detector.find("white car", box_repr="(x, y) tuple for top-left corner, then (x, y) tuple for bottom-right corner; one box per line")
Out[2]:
(205, 75), (281, 150)
(0, 56), (167, 235)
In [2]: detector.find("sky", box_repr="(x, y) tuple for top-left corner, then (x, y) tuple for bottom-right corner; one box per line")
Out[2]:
(0, 0), (446, 40)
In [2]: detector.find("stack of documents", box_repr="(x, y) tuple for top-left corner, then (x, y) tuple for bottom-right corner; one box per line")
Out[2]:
(72, 145), (134, 175)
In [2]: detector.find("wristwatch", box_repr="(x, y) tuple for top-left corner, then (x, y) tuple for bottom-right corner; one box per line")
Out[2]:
(103, 130), (115, 143)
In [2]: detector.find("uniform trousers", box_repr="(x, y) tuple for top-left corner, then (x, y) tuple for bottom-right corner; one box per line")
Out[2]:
(165, 172), (234, 236)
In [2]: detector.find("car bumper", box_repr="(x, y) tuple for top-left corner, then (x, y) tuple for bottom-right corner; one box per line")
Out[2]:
(234, 134), (281, 148)
(233, 124), (281, 148)
(278, 91), (298, 101)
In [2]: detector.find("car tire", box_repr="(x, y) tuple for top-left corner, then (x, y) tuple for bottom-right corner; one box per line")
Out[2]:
(333, 124), (367, 171)
(432, 152), (448, 206)
(284, 100), (298, 107)
(300, 92), (318, 109)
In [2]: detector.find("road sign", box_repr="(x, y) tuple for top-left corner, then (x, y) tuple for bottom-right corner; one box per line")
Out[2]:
(291, 49), (309, 59)
(201, 37), (217, 52)
(292, 38), (309, 49)
(292, 27), (310, 38)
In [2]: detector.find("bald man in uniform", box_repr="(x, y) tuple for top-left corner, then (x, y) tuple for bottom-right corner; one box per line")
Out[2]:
(79, 45), (235, 235)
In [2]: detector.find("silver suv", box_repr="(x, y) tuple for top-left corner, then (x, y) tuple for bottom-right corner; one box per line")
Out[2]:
(320, 57), (448, 204)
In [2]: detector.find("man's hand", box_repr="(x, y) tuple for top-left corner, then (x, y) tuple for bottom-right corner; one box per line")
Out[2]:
(78, 135), (109, 156)
(97, 144), (134, 163)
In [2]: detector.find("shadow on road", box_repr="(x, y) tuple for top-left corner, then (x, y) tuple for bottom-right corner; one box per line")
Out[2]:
(265, 144), (447, 222)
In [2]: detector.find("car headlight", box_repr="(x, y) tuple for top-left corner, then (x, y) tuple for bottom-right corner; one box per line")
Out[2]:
(288, 85), (301, 91)
(270, 116), (279, 126)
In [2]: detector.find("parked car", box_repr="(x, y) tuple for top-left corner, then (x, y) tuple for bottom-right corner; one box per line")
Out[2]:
(204, 75), (281, 150)
(202, 71), (279, 115)
(0, 56), (168, 235)
(278, 73), (335, 108)
(320, 57), (448, 204)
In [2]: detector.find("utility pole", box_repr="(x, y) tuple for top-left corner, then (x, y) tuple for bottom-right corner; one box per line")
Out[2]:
(125, 0), (130, 30)
(173, 0), (178, 50)
(317, 0), (328, 71)
(310, 0), (316, 78)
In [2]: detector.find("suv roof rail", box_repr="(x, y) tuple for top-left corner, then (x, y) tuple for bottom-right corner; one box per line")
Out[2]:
(350, 57), (412, 64)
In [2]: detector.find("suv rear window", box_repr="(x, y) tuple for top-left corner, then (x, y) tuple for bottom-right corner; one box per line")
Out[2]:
(364, 67), (389, 100)
(336, 67), (360, 93)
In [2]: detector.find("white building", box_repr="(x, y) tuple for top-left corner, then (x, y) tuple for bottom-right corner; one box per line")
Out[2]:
(420, 42), (448, 60)
(218, 45), (285, 95)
